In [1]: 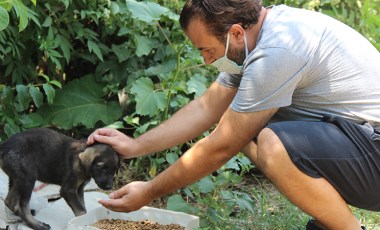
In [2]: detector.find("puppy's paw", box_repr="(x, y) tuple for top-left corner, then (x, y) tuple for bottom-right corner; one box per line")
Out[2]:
(73, 209), (87, 217)
(34, 222), (51, 230)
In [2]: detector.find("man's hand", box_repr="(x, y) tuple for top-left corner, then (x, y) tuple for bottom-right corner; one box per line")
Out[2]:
(87, 128), (137, 158)
(98, 181), (154, 212)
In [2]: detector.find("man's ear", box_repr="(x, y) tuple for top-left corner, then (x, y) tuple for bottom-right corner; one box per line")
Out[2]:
(229, 24), (245, 44)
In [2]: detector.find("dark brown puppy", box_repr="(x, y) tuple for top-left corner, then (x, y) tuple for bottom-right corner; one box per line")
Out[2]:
(0, 128), (120, 230)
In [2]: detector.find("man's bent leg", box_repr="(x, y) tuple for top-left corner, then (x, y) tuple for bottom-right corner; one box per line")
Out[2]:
(242, 140), (258, 163)
(256, 128), (361, 230)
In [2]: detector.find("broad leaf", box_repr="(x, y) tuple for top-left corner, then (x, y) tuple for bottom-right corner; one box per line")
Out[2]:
(38, 75), (122, 129)
(186, 74), (207, 98)
(145, 59), (177, 76)
(133, 34), (156, 57)
(130, 77), (166, 116)
(235, 193), (255, 213)
(126, 0), (169, 24)
(0, 7), (9, 31)
(19, 113), (44, 128)
(223, 156), (241, 171)
(165, 152), (178, 165)
(111, 42), (131, 62)
(196, 176), (215, 194)
(167, 194), (198, 213)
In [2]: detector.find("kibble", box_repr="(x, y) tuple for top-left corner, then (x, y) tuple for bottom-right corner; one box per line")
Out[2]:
(92, 219), (185, 230)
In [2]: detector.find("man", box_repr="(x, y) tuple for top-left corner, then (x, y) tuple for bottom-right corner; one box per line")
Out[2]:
(87, 0), (380, 229)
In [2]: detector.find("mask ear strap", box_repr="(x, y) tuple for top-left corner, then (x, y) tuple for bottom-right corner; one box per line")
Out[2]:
(244, 32), (249, 57)
(225, 32), (230, 55)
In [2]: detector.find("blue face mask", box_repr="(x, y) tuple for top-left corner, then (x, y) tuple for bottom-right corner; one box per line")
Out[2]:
(211, 32), (248, 74)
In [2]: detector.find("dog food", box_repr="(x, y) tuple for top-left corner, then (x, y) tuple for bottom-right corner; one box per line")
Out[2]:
(92, 219), (185, 230)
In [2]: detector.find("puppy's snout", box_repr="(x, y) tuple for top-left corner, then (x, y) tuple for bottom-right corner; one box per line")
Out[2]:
(98, 182), (113, 190)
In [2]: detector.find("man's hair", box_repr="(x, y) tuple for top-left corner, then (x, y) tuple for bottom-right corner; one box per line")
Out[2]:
(180, 0), (263, 42)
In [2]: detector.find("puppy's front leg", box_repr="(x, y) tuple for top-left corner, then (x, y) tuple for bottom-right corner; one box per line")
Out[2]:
(77, 183), (86, 209)
(60, 185), (86, 216)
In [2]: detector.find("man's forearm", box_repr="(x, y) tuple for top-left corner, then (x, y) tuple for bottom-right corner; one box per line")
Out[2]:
(134, 99), (213, 156)
(147, 136), (234, 198)
(133, 82), (237, 157)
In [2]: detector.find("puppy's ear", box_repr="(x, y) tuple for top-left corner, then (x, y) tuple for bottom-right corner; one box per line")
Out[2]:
(79, 147), (97, 171)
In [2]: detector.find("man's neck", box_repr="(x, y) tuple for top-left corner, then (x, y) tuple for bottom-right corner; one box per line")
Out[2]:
(246, 7), (269, 52)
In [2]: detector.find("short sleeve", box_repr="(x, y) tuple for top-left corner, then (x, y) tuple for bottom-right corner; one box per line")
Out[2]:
(230, 47), (307, 112)
(215, 72), (242, 88)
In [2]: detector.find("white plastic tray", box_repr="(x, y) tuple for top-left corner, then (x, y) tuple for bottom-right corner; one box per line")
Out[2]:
(67, 206), (200, 230)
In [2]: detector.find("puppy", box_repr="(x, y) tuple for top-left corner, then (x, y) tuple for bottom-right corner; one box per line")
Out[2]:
(0, 128), (120, 230)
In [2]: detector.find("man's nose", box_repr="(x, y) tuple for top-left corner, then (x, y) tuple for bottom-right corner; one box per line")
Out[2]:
(202, 54), (214, 65)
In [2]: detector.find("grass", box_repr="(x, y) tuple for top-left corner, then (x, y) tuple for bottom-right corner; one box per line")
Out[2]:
(114, 160), (380, 230)
(216, 171), (380, 230)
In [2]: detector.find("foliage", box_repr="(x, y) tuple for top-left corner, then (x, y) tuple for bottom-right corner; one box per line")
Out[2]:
(1, 0), (379, 228)
(263, 0), (380, 50)
(0, 0), (35, 32)
(166, 154), (256, 227)
(0, 0), (209, 140)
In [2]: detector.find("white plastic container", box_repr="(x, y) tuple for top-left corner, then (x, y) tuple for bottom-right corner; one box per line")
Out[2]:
(67, 206), (200, 230)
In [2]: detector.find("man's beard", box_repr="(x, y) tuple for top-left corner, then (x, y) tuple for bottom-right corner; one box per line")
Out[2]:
(226, 44), (246, 65)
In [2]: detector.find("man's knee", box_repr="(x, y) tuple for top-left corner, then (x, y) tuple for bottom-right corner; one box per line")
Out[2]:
(256, 127), (288, 171)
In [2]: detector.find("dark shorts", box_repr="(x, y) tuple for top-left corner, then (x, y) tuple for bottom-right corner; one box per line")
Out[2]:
(267, 115), (380, 211)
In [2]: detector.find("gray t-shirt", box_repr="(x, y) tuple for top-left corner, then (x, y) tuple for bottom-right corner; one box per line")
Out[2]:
(216, 5), (380, 130)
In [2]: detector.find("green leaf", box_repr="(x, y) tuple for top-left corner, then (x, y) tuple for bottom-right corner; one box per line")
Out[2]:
(59, 0), (70, 9)
(126, 0), (169, 24)
(4, 121), (21, 137)
(49, 80), (62, 89)
(196, 176), (215, 194)
(130, 77), (166, 116)
(111, 42), (131, 62)
(165, 152), (178, 165)
(105, 121), (125, 129)
(87, 40), (104, 61)
(42, 83), (56, 104)
(12, 0), (29, 32)
(0, 2), (12, 11)
(167, 194), (198, 213)
(186, 74), (207, 98)
(110, 1), (120, 14)
(27, 7), (41, 29)
(235, 193), (255, 213)
(118, 27), (131, 36)
(16, 84), (30, 111)
(41, 16), (52, 27)
(135, 120), (157, 136)
(145, 59), (177, 76)
(37, 75), (122, 129)
(0, 6), (9, 31)
(223, 156), (241, 171)
(29, 85), (43, 107)
(38, 74), (50, 82)
(19, 113), (44, 128)
(133, 34), (156, 57)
